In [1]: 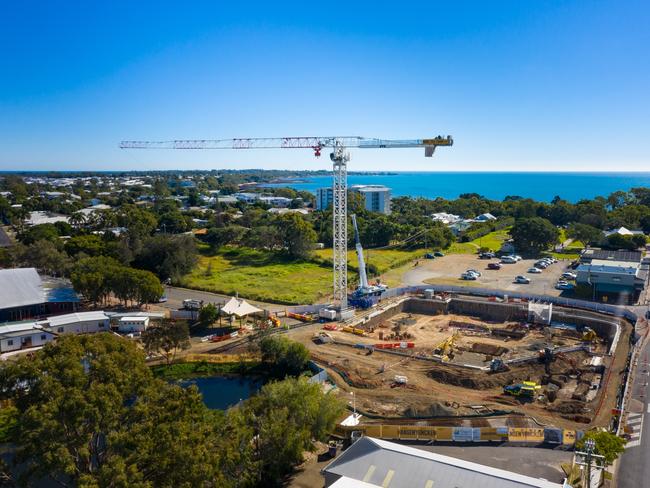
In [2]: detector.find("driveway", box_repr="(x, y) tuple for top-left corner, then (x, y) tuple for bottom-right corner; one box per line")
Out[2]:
(161, 286), (286, 312)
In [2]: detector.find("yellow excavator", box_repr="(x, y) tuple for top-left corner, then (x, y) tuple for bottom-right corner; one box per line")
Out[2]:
(581, 327), (597, 343)
(435, 331), (460, 361)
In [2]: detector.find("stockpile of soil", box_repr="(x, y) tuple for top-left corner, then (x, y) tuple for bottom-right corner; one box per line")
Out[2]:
(428, 364), (538, 390)
(403, 403), (455, 418)
(469, 342), (509, 356)
(335, 360), (383, 389)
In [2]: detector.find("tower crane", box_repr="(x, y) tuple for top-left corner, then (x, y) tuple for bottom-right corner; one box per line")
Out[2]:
(120, 135), (453, 310)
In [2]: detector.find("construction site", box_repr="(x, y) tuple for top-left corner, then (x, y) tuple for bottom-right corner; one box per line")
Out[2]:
(290, 293), (632, 432)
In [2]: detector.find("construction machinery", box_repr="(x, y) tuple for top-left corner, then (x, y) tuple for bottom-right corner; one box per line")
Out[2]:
(121, 135), (452, 310)
(580, 327), (597, 343)
(504, 381), (542, 399)
(348, 214), (387, 309)
(434, 331), (460, 361)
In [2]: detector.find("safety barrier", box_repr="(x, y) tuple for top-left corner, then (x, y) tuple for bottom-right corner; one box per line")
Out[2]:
(336, 423), (582, 446)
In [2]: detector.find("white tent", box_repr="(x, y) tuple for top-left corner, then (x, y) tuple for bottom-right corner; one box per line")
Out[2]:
(221, 297), (263, 318)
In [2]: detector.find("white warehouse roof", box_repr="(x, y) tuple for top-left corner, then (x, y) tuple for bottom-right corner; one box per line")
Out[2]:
(47, 311), (109, 327)
(323, 437), (565, 488)
(0, 268), (45, 309)
(119, 316), (148, 322)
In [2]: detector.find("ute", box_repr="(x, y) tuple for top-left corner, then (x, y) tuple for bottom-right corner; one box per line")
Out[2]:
(503, 381), (541, 398)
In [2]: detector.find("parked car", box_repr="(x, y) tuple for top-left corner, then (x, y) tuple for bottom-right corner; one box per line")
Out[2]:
(527, 267), (542, 274)
(466, 269), (482, 277)
(479, 252), (495, 259)
(501, 256), (517, 264)
(534, 261), (549, 269)
(487, 262), (502, 270)
(513, 255), (523, 261)
(514, 275), (531, 284)
(461, 272), (477, 280)
(434, 251), (445, 257)
(556, 281), (575, 290)
(561, 272), (577, 280)
(424, 253), (435, 259)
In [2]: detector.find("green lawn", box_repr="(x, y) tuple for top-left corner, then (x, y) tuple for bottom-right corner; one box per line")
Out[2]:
(446, 227), (512, 254)
(313, 247), (426, 274)
(181, 246), (334, 304)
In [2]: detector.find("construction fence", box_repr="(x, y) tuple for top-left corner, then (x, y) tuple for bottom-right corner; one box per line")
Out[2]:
(336, 423), (582, 446)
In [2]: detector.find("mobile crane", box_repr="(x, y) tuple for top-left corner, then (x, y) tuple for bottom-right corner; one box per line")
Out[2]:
(348, 214), (387, 309)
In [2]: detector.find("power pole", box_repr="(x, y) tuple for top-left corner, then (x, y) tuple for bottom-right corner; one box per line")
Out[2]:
(576, 438), (604, 488)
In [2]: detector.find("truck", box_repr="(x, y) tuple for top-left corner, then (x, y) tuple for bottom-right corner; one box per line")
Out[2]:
(182, 299), (202, 311)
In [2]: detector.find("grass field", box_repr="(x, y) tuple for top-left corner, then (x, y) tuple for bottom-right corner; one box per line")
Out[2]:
(447, 227), (512, 254)
(313, 247), (426, 273)
(181, 246), (334, 304)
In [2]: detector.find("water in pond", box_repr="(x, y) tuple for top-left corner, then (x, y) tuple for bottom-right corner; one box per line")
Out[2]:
(178, 376), (263, 410)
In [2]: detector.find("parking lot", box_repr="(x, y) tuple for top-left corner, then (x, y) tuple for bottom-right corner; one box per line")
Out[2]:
(401, 253), (572, 296)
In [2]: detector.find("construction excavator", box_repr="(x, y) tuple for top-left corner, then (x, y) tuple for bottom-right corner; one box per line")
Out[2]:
(435, 331), (460, 361)
(504, 381), (541, 399)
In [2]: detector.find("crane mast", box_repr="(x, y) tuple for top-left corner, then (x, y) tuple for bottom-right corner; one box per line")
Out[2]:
(120, 134), (453, 311)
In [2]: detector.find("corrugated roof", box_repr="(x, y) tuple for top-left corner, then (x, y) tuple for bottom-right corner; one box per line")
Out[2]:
(323, 437), (564, 488)
(0, 268), (45, 310)
(47, 311), (109, 327)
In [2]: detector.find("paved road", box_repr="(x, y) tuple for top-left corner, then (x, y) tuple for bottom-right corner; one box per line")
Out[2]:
(161, 286), (286, 312)
(617, 336), (650, 488)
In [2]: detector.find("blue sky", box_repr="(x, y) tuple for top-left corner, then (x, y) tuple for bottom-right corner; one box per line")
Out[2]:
(1, 0), (649, 172)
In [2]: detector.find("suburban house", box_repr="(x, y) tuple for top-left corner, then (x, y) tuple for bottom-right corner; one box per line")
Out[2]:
(431, 212), (461, 225)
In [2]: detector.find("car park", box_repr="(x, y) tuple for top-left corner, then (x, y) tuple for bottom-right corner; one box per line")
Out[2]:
(514, 275), (531, 284)
(487, 262), (502, 270)
(527, 267), (542, 274)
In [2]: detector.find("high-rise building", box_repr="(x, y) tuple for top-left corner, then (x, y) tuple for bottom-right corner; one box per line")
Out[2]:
(350, 185), (391, 214)
(316, 187), (334, 210)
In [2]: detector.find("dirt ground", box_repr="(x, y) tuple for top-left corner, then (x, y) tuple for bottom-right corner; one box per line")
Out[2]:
(400, 254), (571, 296)
(287, 311), (627, 431)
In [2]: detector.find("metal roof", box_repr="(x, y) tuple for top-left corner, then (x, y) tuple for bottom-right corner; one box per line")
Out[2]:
(47, 311), (109, 327)
(323, 437), (564, 488)
(0, 268), (46, 309)
(581, 249), (642, 263)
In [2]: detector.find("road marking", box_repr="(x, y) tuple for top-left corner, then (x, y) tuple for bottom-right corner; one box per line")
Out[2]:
(627, 414), (644, 448)
(647, 404), (650, 413)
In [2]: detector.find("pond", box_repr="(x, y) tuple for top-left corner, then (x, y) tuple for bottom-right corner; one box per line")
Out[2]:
(178, 376), (264, 410)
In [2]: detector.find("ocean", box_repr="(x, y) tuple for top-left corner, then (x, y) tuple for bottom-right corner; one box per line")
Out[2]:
(265, 172), (650, 203)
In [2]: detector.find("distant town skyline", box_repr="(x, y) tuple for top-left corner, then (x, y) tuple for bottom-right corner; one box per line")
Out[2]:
(1, 0), (649, 172)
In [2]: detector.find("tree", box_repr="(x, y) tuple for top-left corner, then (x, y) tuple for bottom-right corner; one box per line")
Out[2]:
(64, 234), (106, 257)
(18, 240), (72, 276)
(606, 233), (639, 251)
(510, 217), (559, 255)
(259, 336), (310, 377)
(0, 334), (233, 487)
(18, 223), (60, 245)
(199, 303), (219, 327)
(279, 213), (316, 260)
(141, 320), (191, 364)
(133, 234), (198, 282)
(575, 430), (626, 465)
(245, 377), (344, 485)
(567, 223), (603, 247)
(204, 225), (247, 249)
